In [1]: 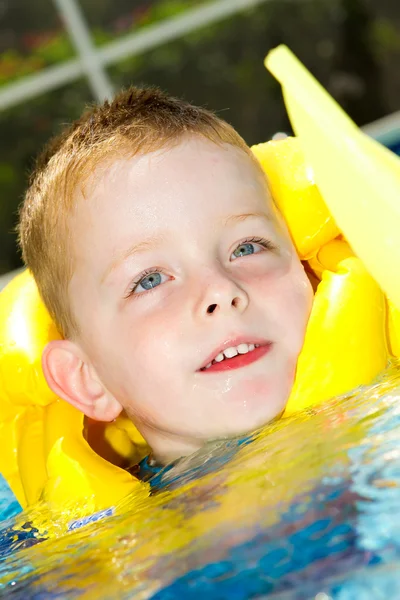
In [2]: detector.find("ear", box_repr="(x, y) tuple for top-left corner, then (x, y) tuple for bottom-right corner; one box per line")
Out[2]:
(42, 339), (122, 422)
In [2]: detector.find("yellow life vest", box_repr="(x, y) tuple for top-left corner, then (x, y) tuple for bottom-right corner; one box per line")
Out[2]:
(1, 45), (400, 520)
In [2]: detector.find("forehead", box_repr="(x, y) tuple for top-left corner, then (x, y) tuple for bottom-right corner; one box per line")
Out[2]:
(71, 137), (275, 263)
(86, 136), (269, 216)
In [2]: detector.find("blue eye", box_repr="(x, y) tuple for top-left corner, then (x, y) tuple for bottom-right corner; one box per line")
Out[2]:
(230, 237), (276, 261)
(232, 243), (255, 258)
(231, 237), (272, 261)
(140, 272), (162, 289)
(131, 270), (168, 295)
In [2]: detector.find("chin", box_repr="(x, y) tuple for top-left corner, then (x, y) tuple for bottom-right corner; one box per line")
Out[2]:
(217, 403), (286, 439)
(246, 406), (286, 432)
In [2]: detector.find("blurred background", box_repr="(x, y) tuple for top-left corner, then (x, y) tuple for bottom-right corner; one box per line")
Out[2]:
(0, 0), (399, 287)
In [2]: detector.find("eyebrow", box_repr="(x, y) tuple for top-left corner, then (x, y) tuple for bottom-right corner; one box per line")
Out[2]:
(223, 211), (271, 226)
(101, 234), (165, 284)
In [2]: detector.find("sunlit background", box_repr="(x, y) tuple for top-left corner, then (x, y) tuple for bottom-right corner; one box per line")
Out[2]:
(0, 0), (399, 286)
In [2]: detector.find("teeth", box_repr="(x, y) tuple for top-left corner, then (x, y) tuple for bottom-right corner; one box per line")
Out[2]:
(237, 343), (249, 354)
(202, 342), (261, 370)
(223, 346), (238, 359)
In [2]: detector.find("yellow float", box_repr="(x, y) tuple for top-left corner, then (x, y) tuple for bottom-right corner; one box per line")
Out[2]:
(1, 45), (400, 525)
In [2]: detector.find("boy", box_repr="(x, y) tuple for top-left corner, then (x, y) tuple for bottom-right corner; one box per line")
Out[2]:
(19, 87), (313, 468)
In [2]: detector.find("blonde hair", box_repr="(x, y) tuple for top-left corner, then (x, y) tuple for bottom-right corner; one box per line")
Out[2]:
(18, 86), (255, 338)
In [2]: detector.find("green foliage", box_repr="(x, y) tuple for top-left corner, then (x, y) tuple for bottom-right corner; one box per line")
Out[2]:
(371, 18), (400, 54)
(0, 34), (74, 85)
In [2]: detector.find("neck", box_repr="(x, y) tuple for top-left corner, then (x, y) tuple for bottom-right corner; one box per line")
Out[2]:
(136, 422), (204, 466)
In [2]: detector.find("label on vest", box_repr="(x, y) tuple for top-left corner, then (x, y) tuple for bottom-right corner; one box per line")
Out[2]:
(68, 506), (114, 531)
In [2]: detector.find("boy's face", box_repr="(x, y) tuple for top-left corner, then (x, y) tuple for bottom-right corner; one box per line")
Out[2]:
(69, 136), (313, 458)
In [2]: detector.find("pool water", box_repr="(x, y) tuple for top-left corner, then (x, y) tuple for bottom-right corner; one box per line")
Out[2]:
(1, 361), (400, 599)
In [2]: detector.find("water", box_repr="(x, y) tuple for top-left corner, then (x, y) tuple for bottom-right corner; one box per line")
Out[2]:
(1, 362), (400, 599)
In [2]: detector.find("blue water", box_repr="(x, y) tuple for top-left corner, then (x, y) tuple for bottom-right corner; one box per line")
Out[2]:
(0, 476), (21, 523)
(1, 362), (400, 598)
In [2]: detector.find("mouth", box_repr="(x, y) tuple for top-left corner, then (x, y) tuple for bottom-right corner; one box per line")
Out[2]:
(198, 340), (273, 374)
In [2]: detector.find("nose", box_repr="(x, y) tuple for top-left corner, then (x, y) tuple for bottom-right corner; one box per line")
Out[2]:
(195, 269), (249, 319)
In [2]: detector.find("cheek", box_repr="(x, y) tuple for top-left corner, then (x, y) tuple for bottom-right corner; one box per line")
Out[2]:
(278, 273), (313, 351)
(252, 258), (313, 346)
(92, 324), (180, 425)
(102, 304), (183, 391)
